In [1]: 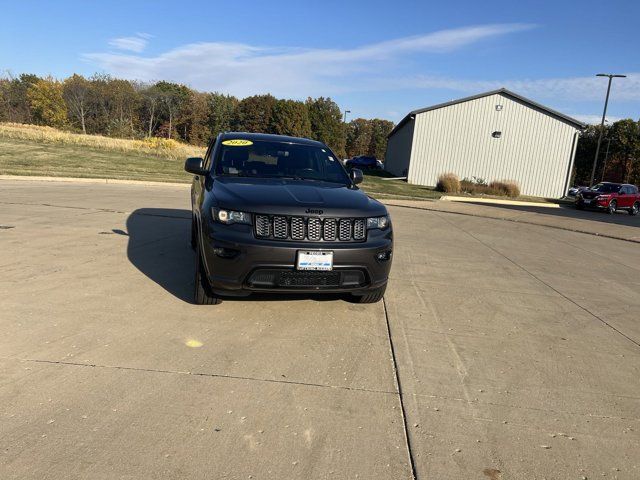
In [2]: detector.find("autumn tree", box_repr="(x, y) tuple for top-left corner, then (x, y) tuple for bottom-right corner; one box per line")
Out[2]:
(233, 94), (276, 133)
(306, 97), (346, 157)
(27, 77), (66, 128)
(0, 73), (40, 123)
(63, 74), (91, 133)
(271, 99), (312, 137)
(154, 81), (190, 139)
(368, 119), (394, 159)
(346, 118), (373, 157)
(207, 92), (238, 139)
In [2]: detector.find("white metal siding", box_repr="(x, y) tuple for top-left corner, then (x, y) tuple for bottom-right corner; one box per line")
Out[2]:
(384, 120), (414, 177)
(406, 93), (580, 198)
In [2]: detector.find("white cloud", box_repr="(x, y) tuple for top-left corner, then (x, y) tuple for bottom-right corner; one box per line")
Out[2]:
(108, 33), (152, 53)
(394, 74), (640, 102)
(85, 24), (533, 97)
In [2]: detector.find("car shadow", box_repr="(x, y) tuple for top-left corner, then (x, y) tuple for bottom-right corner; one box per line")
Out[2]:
(125, 208), (349, 304)
(455, 201), (640, 228)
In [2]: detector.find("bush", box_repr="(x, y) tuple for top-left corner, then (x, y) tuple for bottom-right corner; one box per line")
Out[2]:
(488, 180), (520, 197)
(436, 172), (461, 193)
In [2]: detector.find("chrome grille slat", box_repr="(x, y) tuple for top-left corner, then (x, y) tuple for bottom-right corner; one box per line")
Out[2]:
(255, 215), (271, 237)
(290, 217), (305, 240)
(273, 216), (288, 238)
(338, 219), (352, 241)
(323, 218), (337, 241)
(307, 218), (322, 241)
(353, 219), (365, 240)
(253, 214), (366, 242)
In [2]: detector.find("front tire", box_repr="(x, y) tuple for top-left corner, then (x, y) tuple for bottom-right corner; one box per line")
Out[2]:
(629, 202), (639, 216)
(194, 240), (222, 305)
(607, 200), (617, 215)
(353, 284), (386, 304)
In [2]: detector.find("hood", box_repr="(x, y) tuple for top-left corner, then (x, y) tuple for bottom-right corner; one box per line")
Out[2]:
(211, 176), (387, 217)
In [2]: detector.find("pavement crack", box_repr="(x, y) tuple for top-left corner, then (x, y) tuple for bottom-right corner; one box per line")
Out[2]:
(7, 357), (398, 395)
(382, 297), (418, 480)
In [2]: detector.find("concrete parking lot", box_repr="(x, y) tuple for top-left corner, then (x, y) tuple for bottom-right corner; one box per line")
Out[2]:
(1, 179), (639, 480)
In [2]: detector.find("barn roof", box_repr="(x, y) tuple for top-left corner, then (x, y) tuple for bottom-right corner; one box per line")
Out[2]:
(388, 88), (586, 137)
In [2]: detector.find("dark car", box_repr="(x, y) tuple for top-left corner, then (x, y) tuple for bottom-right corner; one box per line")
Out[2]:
(185, 133), (393, 305)
(576, 182), (640, 215)
(567, 186), (589, 197)
(345, 155), (380, 170)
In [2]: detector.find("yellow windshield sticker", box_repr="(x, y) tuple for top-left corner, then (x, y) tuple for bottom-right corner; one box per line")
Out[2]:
(222, 139), (253, 146)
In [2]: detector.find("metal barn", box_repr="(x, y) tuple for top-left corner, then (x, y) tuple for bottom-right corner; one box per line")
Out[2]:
(384, 89), (585, 198)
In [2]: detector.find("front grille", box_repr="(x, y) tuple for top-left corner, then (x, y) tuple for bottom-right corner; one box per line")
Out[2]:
(247, 269), (367, 289)
(254, 215), (366, 242)
(280, 271), (341, 287)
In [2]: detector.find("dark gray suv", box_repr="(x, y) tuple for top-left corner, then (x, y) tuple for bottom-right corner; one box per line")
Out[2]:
(185, 132), (393, 305)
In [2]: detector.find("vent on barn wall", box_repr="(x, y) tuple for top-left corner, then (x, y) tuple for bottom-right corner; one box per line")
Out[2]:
(492, 131), (502, 139)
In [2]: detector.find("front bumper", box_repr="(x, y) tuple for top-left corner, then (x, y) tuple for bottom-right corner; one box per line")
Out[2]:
(577, 198), (608, 209)
(199, 221), (393, 294)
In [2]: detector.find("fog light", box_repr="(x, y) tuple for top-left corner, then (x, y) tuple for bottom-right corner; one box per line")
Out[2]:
(376, 250), (392, 261)
(212, 247), (239, 259)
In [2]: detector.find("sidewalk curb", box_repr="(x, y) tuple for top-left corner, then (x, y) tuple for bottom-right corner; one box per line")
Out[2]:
(0, 174), (190, 188)
(382, 200), (640, 244)
(440, 195), (561, 208)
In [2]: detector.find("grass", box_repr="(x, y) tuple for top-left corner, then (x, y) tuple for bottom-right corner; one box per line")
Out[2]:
(0, 123), (442, 198)
(0, 122), (204, 161)
(0, 123), (558, 203)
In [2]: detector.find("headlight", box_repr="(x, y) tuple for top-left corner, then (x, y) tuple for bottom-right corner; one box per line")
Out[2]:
(212, 208), (251, 225)
(367, 216), (390, 230)
(595, 195), (609, 201)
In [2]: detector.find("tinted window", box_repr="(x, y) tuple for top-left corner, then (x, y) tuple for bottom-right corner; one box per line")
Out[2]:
(213, 140), (350, 184)
(592, 183), (621, 193)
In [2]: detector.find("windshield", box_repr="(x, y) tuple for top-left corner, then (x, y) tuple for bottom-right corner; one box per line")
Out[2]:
(214, 139), (351, 185)
(592, 183), (621, 193)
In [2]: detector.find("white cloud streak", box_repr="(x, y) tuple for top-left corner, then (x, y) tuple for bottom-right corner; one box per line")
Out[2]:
(86, 24), (533, 97)
(108, 33), (151, 53)
(395, 74), (640, 102)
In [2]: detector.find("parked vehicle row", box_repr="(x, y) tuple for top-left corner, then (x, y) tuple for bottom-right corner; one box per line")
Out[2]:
(575, 182), (640, 215)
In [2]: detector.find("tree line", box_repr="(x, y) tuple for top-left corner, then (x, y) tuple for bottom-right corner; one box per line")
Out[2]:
(0, 73), (394, 159)
(573, 120), (640, 186)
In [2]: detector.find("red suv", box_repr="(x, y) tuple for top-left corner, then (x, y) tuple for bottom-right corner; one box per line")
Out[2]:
(576, 182), (640, 215)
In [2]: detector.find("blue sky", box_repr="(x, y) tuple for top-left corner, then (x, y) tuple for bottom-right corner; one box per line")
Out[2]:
(2, 0), (638, 124)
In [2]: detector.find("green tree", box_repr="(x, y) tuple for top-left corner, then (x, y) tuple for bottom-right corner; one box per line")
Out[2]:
(0, 73), (40, 123)
(609, 119), (640, 184)
(368, 118), (394, 159)
(271, 99), (312, 137)
(306, 97), (346, 157)
(346, 118), (373, 157)
(27, 77), (66, 128)
(233, 94), (276, 133)
(154, 81), (191, 139)
(207, 92), (238, 139)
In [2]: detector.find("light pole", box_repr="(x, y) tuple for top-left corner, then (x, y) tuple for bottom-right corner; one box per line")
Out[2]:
(589, 73), (626, 186)
(343, 110), (351, 123)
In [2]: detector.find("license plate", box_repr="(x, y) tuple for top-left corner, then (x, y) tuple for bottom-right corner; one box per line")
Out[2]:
(297, 251), (333, 271)
(582, 199), (591, 205)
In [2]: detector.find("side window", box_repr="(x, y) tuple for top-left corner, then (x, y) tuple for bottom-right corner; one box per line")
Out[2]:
(203, 139), (216, 169)
(633, 186), (639, 195)
(621, 186), (629, 194)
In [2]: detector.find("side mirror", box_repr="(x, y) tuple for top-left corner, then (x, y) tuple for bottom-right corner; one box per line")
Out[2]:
(184, 157), (207, 176)
(350, 168), (364, 185)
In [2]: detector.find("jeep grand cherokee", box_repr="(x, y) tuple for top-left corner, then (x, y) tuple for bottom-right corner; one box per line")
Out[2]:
(185, 132), (393, 305)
